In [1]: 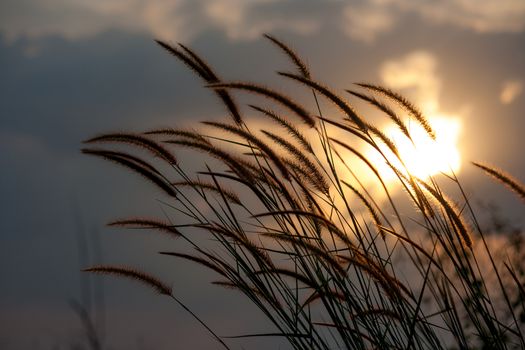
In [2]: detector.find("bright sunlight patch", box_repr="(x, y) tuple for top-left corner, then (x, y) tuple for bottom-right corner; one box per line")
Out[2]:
(369, 116), (461, 181)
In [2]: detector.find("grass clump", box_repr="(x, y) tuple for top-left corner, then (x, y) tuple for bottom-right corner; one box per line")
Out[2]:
(83, 35), (525, 349)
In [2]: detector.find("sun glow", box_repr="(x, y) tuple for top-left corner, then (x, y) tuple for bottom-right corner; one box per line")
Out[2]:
(369, 116), (462, 181)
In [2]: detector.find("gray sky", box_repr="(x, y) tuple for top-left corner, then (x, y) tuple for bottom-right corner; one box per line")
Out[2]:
(1, 0), (525, 349)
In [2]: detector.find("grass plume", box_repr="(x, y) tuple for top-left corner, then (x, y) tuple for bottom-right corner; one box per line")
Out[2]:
(84, 34), (525, 350)
(84, 266), (172, 296)
(473, 162), (525, 202)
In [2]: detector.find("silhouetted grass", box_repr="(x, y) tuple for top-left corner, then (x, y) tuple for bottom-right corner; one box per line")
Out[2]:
(83, 35), (525, 349)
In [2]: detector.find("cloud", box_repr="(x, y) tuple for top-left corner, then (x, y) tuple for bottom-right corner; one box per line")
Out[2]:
(339, 0), (525, 43)
(340, 3), (396, 43)
(203, 0), (319, 40)
(500, 80), (523, 104)
(1, 0), (524, 44)
(0, 0), (320, 43)
(1, 0), (196, 42)
(415, 0), (525, 33)
(380, 50), (441, 113)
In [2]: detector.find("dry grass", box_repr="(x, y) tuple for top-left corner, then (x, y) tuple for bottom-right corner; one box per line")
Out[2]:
(83, 35), (525, 349)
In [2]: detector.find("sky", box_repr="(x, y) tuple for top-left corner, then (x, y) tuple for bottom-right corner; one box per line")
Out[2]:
(1, 0), (525, 349)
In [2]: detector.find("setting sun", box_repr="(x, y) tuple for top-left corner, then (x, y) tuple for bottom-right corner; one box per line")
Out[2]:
(369, 116), (462, 181)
